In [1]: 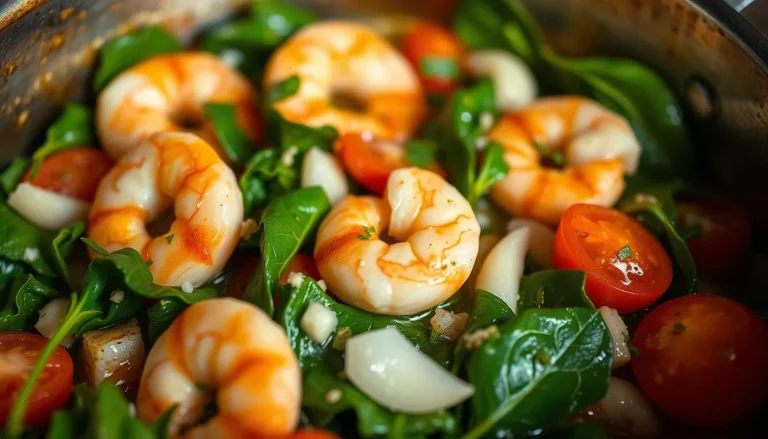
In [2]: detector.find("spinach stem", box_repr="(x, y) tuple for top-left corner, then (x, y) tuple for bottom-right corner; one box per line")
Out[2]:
(5, 293), (81, 438)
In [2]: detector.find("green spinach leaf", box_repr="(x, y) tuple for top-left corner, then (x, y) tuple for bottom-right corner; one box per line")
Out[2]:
(452, 289), (515, 373)
(517, 270), (594, 311)
(239, 148), (294, 216)
(93, 27), (182, 93)
(303, 369), (459, 439)
(0, 274), (61, 331)
(473, 142), (508, 202)
(146, 298), (188, 345)
(266, 75), (301, 106)
(404, 139), (438, 169)
(28, 104), (96, 179)
(203, 103), (255, 166)
(465, 307), (612, 438)
(0, 158), (30, 196)
(243, 187), (330, 316)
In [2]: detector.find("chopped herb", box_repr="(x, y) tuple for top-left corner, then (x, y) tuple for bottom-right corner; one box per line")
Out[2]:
(357, 225), (375, 241)
(146, 259), (153, 268)
(533, 141), (565, 167)
(617, 245), (632, 260)
(166, 234), (174, 245)
(673, 322), (686, 334)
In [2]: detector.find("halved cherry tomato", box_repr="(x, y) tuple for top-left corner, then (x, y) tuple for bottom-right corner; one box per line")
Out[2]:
(24, 148), (114, 202)
(676, 195), (751, 279)
(336, 134), (408, 195)
(553, 204), (673, 314)
(400, 21), (466, 96)
(632, 295), (768, 426)
(227, 254), (321, 299)
(0, 332), (74, 426)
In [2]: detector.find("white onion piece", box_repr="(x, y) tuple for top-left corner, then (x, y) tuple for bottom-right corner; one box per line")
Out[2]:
(599, 306), (631, 368)
(467, 234), (501, 293)
(8, 183), (90, 231)
(507, 218), (555, 269)
(35, 298), (75, 348)
(596, 377), (660, 436)
(475, 227), (530, 312)
(466, 50), (538, 112)
(301, 147), (349, 205)
(345, 328), (474, 414)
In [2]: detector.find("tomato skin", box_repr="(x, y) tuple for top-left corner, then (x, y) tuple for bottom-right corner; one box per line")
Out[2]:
(400, 21), (466, 96)
(24, 148), (114, 202)
(0, 332), (74, 426)
(278, 253), (321, 285)
(632, 295), (768, 426)
(227, 254), (321, 299)
(553, 204), (673, 314)
(676, 196), (751, 279)
(336, 134), (406, 195)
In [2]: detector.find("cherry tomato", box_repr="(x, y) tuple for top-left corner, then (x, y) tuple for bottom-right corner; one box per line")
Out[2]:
(632, 295), (768, 426)
(400, 21), (466, 95)
(553, 204), (673, 314)
(676, 195), (751, 279)
(0, 332), (74, 426)
(336, 134), (408, 195)
(24, 148), (114, 202)
(227, 254), (321, 299)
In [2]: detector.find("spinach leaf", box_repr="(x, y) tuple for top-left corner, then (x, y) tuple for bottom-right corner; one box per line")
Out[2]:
(0, 157), (30, 196)
(545, 423), (608, 439)
(93, 27), (182, 93)
(203, 103), (255, 166)
(437, 80), (497, 202)
(404, 139), (438, 169)
(267, 112), (338, 156)
(243, 187), (330, 316)
(465, 307), (612, 438)
(452, 289), (515, 373)
(28, 104), (95, 179)
(199, 0), (314, 78)
(47, 382), (173, 439)
(0, 202), (84, 280)
(620, 196), (697, 297)
(0, 274), (61, 331)
(146, 298), (188, 345)
(239, 148), (294, 216)
(303, 369), (459, 439)
(517, 270), (594, 311)
(279, 277), (455, 370)
(473, 142), (508, 201)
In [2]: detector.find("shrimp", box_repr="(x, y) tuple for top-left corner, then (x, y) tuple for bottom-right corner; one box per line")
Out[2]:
(96, 52), (261, 159)
(88, 131), (243, 287)
(488, 96), (641, 225)
(136, 298), (301, 438)
(263, 21), (427, 140)
(314, 167), (480, 315)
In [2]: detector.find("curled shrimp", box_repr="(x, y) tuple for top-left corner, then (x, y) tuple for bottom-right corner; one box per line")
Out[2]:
(263, 21), (427, 140)
(314, 167), (480, 315)
(88, 132), (243, 287)
(136, 298), (301, 438)
(97, 52), (261, 159)
(488, 96), (641, 225)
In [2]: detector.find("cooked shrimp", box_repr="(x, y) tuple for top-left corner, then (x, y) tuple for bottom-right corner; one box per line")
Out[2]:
(488, 96), (641, 224)
(263, 21), (427, 140)
(88, 132), (243, 287)
(314, 167), (480, 315)
(97, 52), (260, 159)
(136, 298), (301, 438)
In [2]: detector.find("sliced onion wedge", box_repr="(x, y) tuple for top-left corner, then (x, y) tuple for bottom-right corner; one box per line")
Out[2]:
(507, 218), (555, 269)
(301, 147), (349, 205)
(345, 327), (474, 414)
(475, 227), (530, 312)
(8, 182), (90, 231)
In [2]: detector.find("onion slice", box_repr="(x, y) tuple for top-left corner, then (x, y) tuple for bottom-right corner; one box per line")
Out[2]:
(345, 328), (474, 414)
(507, 218), (555, 269)
(301, 147), (349, 205)
(475, 227), (530, 312)
(8, 182), (90, 231)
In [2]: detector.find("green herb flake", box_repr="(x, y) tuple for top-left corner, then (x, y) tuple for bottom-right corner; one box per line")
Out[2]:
(420, 57), (460, 80)
(617, 245), (632, 261)
(357, 225), (375, 241)
(673, 322), (686, 334)
(146, 259), (154, 268)
(165, 234), (174, 245)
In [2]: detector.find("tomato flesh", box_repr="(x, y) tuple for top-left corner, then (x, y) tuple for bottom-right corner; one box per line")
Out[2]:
(227, 254), (321, 300)
(336, 134), (407, 195)
(0, 332), (74, 426)
(676, 195), (750, 279)
(553, 204), (673, 313)
(24, 148), (114, 202)
(400, 21), (466, 96)
(632, 295), (768, 426)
